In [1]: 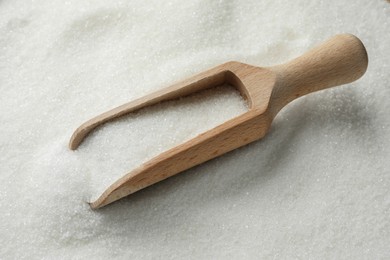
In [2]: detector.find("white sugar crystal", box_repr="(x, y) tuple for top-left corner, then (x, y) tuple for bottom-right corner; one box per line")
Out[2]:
(82, 85), (247, 201)
(0, 0), (389, 259)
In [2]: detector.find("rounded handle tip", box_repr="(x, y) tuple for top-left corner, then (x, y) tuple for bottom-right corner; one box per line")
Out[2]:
(269, 33), (369, 116)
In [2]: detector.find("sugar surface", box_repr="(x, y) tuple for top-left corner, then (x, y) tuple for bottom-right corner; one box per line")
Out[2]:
(1, 0), (390, 259)
(83, 85), (247, 201)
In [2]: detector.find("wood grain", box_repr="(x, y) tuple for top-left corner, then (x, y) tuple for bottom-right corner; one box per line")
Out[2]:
(69, 34), (368, 209)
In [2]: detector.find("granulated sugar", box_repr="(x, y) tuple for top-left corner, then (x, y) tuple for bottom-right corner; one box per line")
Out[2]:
(83, 85), (247, 201)
(1, 0), (389, 259)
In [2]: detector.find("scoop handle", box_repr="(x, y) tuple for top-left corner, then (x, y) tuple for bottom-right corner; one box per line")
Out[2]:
(270, 34), (368, 114)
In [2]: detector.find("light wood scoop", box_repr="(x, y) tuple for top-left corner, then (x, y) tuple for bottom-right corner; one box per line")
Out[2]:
(69, 34), (368, 209)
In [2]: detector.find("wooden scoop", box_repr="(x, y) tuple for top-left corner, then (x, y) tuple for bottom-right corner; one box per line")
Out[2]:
(69, 34), (368, 209)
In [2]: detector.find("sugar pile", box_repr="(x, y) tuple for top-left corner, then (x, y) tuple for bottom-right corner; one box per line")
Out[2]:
(84, 85), (247, 201)
(1, 0), (389, 259)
